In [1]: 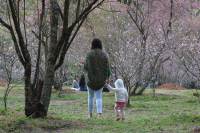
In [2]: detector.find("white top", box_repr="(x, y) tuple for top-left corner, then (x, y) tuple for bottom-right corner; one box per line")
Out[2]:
(106, 79), (128, 102)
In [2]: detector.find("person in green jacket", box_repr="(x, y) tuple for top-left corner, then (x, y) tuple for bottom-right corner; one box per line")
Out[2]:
(84, 38), (111, 118)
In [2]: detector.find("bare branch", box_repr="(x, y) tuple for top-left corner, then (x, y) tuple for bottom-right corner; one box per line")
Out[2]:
(8, 0), (31, 64)
(0, 17), (11, 30)
(33, 0), (45, 89)
(0, 17), (26, 66)
(32, 30), (46, 45)
(54, 0), (105, 69)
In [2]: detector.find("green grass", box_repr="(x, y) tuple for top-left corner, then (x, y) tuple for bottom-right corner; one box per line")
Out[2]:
(0, 86), (200, 133)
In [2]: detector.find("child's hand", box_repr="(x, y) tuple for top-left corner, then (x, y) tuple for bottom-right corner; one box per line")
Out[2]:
(106, 79), (110, 84)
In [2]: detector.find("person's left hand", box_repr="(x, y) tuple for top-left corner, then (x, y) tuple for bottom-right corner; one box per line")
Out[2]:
(106, 79), (110, 84)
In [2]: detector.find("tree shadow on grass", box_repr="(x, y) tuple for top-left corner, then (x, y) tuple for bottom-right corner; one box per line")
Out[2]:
(8, 117), (86, 133)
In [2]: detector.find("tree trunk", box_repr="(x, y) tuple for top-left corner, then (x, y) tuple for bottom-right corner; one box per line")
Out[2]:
(131, 41), (146, 95)
(136, 86), (146, 95)
(24, 63), (33, 116)
(24, 63), (44, 118)
(40, 61), (55, 116)
(131, 82), (139, 96)
(127, 86), (131, 106)
(25, 64), (55, 118)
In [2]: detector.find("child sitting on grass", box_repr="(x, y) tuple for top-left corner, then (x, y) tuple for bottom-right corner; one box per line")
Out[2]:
(105, 79), (128, 121)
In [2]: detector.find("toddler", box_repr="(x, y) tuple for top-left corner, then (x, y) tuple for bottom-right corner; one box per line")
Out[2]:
(105, 79), (128, 121)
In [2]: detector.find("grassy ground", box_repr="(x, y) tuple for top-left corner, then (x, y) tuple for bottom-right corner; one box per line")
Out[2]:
(0, 86), (200, 133)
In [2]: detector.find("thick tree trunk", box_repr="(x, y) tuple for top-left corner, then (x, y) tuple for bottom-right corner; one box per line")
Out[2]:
(40, 62), (55, 116)
(24, 63), (45, 118)
(24, 63), (33, 116)
(25, 64), (55, 118)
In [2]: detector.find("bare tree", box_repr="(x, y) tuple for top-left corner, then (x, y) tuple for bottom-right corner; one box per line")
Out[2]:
(0, 0), (105, 118)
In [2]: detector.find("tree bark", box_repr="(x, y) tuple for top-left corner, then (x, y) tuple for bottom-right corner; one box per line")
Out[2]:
(36, 0), (59, 116)
(40, 62), (55, 116)
(24, 63), (33, 116)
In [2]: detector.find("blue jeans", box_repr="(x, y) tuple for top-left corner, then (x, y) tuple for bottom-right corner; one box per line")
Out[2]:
(87, 87), (103, 114)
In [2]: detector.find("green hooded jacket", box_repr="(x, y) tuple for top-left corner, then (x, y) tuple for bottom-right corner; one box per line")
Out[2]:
(84, 49), (111, 90)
